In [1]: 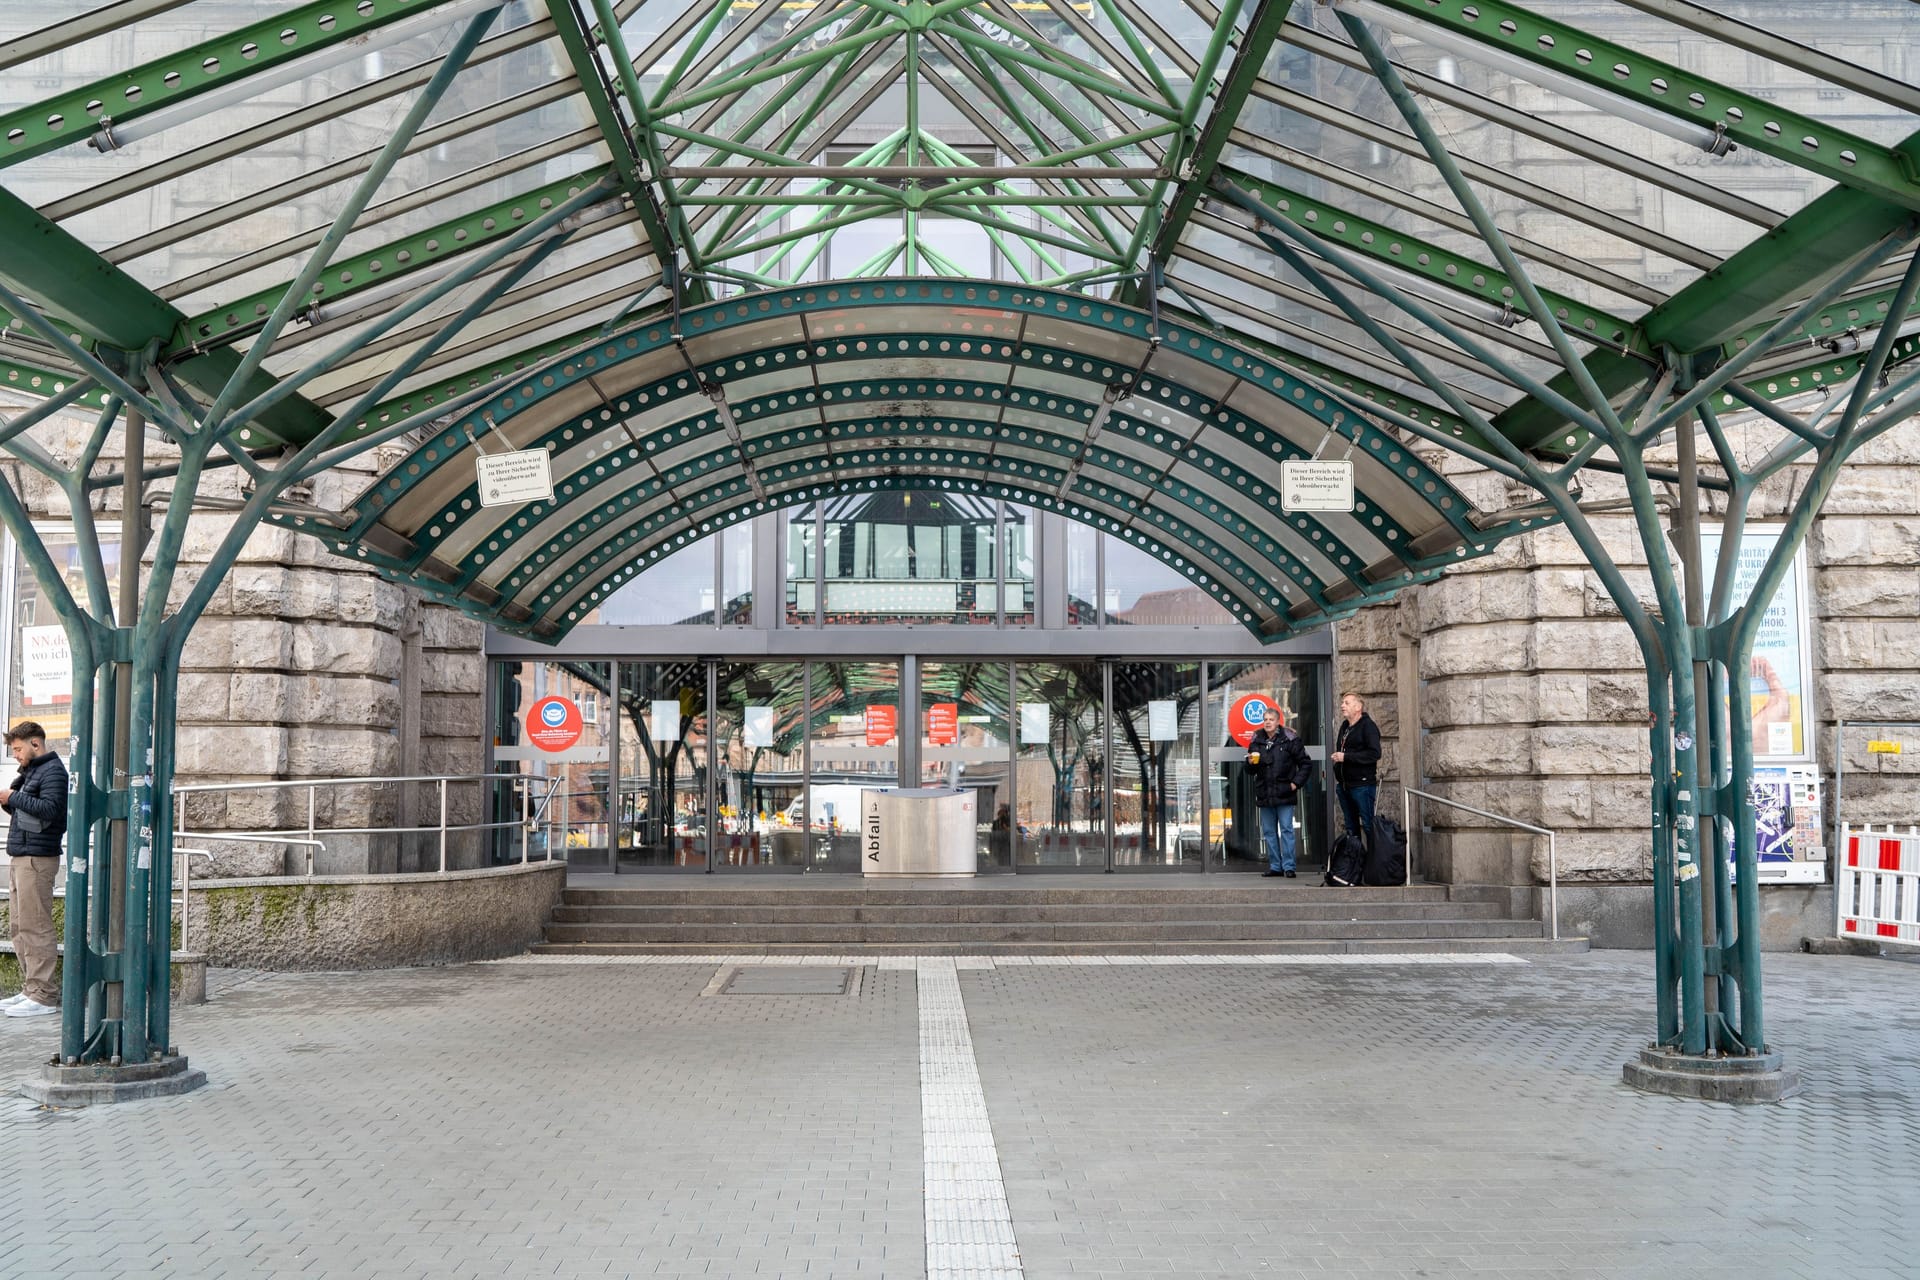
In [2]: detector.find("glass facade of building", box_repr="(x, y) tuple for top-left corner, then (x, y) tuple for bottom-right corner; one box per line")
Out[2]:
(489, 494), (1331, 874)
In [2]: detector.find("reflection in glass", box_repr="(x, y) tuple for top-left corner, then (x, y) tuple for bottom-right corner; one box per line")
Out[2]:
(785, 507), (818, 624)
(1111, 663), (1203, 868)
(601, 536), (716, 626)
(819, 490), (1003, 624)
(1104, 535), (1236, 627)
(921, 662), (1013, 868)
(721, 523), (754, 625)
(805, 661), (900, 870)
(1066, 521), (1098, 626)
(614, 661), (709, 868)
(712, 663), (806, 868)
(495, 660), (615, 866)
(1015, 662), (1105, 868)
(1002, 506), (1035, 625)
(1209, 661), (1326, 872)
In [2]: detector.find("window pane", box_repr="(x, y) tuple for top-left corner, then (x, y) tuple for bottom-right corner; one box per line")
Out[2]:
(599, 537), (715, 626)
(9, 528), (120, 744)
(1066, 521), (1098, 626)
(721, 523), (753, 625)
(1014, 661), (1105, 868)
(1002, 505), (1035, 625)
(820, 490), (998, 625)
(1103, 535), (1236, 626)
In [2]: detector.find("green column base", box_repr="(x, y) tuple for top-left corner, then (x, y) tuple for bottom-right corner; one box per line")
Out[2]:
(1622, 1044), (1802, 1104)
(18, 1053), (206, 1108)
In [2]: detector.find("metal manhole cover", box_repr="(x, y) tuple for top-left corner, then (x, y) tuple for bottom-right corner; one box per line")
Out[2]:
(720, 966), (855, 995)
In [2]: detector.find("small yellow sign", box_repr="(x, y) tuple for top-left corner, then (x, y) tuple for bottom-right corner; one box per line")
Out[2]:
(1868, 740), (1903, 754)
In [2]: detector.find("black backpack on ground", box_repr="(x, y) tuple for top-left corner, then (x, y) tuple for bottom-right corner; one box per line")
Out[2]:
(1364, 814), (1408, 886)
(1326, 831), (1367, 887)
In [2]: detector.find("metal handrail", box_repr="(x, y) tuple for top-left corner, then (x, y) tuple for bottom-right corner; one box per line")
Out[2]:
(1402, 786), (1559, 941)
(174, 772), (559, 874)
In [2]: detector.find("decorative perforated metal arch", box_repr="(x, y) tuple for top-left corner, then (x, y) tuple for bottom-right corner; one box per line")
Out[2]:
(287, 281), (1537, 638)
(3, 0), (1918, 641)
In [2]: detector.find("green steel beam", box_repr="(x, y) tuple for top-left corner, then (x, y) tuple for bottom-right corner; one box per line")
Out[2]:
(0, 187), (328, 444)
(1494, 170), (1920, 449)
(541, 0), (687, 289)
(0, 359), (111, 410)
(1124, 0), (1291, 307)
(1215, 167), (1637, 351)
(1354, 0), (1920, 213)
(0, 0), (469, 168)
(176, 166), (616, 348)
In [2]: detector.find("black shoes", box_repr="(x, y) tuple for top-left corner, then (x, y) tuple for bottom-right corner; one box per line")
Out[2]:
(1285, 870), (1297, 878)
(1261, 869), (1284, 877)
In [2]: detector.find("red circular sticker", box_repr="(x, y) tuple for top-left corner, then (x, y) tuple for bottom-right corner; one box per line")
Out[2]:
(525, 695), (584, 753)
(1226, 693), (1279, 747)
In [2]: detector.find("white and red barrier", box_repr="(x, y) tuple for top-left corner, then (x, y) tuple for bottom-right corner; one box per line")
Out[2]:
(1837, 824), (1920, 944)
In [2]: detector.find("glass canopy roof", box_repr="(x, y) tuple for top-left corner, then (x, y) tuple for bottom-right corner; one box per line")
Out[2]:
(2, 0), (1917, 640)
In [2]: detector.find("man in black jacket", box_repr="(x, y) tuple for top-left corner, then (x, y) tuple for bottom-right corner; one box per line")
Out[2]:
(1333, 692), (1382, 849)
(2, 721), (67, 1019)
(1248, 710), (1312, 878)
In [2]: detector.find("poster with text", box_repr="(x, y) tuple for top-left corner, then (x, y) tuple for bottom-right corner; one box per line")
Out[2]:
(1701, 525), (1811, 761)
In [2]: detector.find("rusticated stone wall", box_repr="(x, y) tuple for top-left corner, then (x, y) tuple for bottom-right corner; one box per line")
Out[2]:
(1338, 423), (1920, 920)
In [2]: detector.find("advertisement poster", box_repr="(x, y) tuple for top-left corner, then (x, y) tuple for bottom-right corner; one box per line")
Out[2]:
(20, 625), (69, 705)
(1701, 526), (1811, 761)
(1742, 766), (1826, 881)
(1147, 700), (1179, 741)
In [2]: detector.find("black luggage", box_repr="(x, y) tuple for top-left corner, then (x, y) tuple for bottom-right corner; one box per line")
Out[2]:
(1364, 815), (1408, 886)
(1327, 831), (1367, 887)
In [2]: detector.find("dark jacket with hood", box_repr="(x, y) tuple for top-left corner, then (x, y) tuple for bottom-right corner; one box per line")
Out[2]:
(1334, 713), (1381, 789)
(5, 750), (68, 858)
(1248, 726), (1312, 808)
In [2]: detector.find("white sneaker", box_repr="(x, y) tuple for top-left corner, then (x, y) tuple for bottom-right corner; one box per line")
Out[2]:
(3, 998), (57, 1018)
(0, 993), (24, 1009)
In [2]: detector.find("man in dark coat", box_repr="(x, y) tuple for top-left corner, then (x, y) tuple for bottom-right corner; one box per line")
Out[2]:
(1333, 692), (1382, 849)
(2, 720), (67, 1018)
(1248, 708), (1311, 878)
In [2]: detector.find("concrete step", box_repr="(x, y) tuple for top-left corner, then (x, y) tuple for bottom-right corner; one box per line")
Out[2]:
(549, 901), (1512, 925)
(558, 883), (1501, 908)
(539, 918), (1549, 945)
(529, 936), (1590, 957)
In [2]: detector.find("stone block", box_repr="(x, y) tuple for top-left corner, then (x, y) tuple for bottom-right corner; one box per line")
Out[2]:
(422, 694), (483, 739)
(421, 738), (485, 777)
(422, 606), (486, 651)
(1588, 673), (1649, 720)
(1822, 467), (1920, 515)
(1420, 677), (1484, 728)
(1333, 603), (1403, 651)
(176, 726), (288, 777)
(1479, 674), (1537, 724)
(1534, 725), (1650, 776)
(1534, 618), (1642, 672)
(421, 652), (484, 695)
(174, 672), (230, 721)
(177, 619), (230, 669)
(1824, 672), (1920, 722)
(1815, 516), (1920, 567)
(1420, 622), (1532, 678)
(291, 623), (403, 677)
(1543, 830), (1650, 882)
(1426, 725), (1532, 777)
(285, 728), (400, 778)
(1334, 650), (1394, 698)
(1537, 674), (1588, 721)
(1815, 565), (1920, 617)
(229, 673), (292, 722)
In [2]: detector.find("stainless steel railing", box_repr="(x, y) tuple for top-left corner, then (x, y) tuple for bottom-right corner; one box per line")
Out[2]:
(173, 772), (560, 876)
(1402, 787), (1560, 941)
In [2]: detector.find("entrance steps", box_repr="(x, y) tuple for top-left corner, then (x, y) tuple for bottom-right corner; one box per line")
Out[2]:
(534, 878), (1586, 956)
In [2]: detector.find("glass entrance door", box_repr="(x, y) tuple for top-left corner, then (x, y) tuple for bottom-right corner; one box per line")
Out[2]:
(1206, 661), (1328, 873)
(803, 661), (901, 871)
(920, 661), (1013, 870)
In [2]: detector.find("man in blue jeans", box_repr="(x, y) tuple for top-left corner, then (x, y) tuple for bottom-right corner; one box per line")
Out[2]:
(1248, 712), (1311, 878)
(1333, 691), (1382, 848)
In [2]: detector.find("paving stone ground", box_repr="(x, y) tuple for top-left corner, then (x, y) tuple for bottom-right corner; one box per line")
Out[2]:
(0, 951), (1915, 1279)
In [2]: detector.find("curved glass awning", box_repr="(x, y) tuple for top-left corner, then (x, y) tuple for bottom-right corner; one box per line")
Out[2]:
(2, 0), (1916, 641)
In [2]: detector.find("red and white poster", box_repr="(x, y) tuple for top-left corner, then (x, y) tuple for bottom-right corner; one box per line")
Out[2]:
(865, 705), (897, 747)
(525, 695), (585, 753)
(926, 702), (959, 746)
(1226, 693), (1278, 747)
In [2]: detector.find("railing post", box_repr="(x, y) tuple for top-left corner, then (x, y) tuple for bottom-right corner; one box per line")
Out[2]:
(1548, 832), (1559, 941)
(305, 784), (317, 869)
(438, 778), (449, 873)
(520, 775), (531, 864)
(1402, 786), (1412, 888)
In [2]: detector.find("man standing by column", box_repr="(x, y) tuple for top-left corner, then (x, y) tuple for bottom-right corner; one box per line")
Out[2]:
(2, 721), (67, 1019)
(1332, 692), (1381, 848)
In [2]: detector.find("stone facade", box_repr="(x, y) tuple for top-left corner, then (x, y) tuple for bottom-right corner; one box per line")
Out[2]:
(1336, 427), (1920, 940)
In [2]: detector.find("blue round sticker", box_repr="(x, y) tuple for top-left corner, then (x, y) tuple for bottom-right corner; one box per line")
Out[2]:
(541, 701), (567, 727)
(1246, 700), (1267, 724)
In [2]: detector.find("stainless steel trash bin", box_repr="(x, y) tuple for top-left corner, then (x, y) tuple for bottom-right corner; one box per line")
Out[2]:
(859, 787), (977, 876)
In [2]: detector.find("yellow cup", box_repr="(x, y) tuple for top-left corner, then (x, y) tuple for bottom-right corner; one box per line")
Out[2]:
(1247, 752), (1260, 764)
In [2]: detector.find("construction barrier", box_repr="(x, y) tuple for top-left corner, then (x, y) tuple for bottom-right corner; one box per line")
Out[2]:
(1836, 824), (1920, 944)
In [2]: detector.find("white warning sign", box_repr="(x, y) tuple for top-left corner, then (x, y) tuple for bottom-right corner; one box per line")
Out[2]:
(1281, 459), (1355, 513)
(476, 448), (555, 507)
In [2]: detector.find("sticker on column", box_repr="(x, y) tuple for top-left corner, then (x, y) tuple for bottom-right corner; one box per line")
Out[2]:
(1674, 732), (1693, 752)
(1019, 702), (1051, 745)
